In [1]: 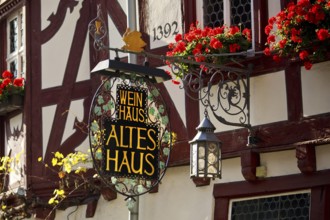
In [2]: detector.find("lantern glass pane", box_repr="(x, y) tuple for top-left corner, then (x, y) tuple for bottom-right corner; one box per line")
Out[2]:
(198, 144), (206, 175)
(207, 142), (219, 176)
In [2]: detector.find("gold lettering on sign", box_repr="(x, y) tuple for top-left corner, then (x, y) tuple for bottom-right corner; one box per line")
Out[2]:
(104, 86), (159, 179)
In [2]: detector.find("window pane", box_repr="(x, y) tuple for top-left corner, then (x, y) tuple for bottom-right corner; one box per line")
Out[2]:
(203, 0), (224, 27)
(10, 60), (17, 78)
(230, 0), (251, 29)
(231, 192), (310, 220)
(20, 13), (24, 47)
(10, 18), (18, 53)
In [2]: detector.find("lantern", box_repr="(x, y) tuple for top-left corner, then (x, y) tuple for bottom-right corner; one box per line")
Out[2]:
(189, 114), (222, 179)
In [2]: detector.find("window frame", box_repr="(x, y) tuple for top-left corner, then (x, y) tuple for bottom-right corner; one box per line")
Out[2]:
(195, 0), (268, 51)
(213, 170), (330, 220)
(228, 190), (311, 219)
(6, 7), (25, 78)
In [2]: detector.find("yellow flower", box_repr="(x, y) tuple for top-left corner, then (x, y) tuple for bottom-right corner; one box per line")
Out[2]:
(64, 163), (72, 173)
(55, 151), (64, 159)
(54, 189), (65, 197)
(51, 158), (58, 166)
(38, 157), (42, 162)
(48, 197), (56, 205)
(75, 167), (87, 174)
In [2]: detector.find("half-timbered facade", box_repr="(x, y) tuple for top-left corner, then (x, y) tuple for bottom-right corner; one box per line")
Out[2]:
(0, 0), (329, 219)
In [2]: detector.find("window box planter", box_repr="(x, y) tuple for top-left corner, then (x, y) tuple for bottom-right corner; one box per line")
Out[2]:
(0, 94), (24, 115)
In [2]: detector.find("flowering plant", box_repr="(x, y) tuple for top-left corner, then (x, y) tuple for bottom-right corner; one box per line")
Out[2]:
(264, 0), (330, 70)
(0, 70), (24, 102)
(167, 22), (252, 79)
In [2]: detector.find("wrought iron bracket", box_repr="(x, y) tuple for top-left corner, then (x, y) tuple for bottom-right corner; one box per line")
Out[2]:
(180, 63), (253, 130)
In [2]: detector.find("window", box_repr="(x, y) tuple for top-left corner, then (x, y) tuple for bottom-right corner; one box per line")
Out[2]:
(6, 8), (25, 78)
(203, 0), (252, 29)
(199, 0), (255, 50)
(229, 191), (311, 220)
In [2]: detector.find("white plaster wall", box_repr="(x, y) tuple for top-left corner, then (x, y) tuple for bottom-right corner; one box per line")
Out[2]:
(52, 145), (330, 220)
(108, 13), (127, 59)
(250, 71), (287, 126)
(55, 196), (128, 220)
(7, 114), (26, 190)
(61, 99), (85, 146)
(41, 0), (90, 88)
(200, 71), (288, 132)
(301, 61), (330, 117)
(162, 66), (187, 128)
(42, 105), (56, 158)
(316, 144), (330, 171)
(147, 0), (183, 49)
(260, 150), (300, 177)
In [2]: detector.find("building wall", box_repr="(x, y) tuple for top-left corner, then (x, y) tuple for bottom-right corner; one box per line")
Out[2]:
(20, 0), (330, 219)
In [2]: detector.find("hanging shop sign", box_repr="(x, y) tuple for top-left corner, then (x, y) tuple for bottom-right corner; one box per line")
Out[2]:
(89, 59), (172, 198)
(102, 85), (159, 180)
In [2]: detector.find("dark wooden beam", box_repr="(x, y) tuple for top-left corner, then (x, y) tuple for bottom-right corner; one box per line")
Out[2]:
(241, 149), (260, 181)
(214, 197), (229, 220)
(85, 199), (98, 218)
(100, 188), (117, 201)
(310, 186), (330, 220)
(149, 184), (159, 193)
(296, 145), (316, 174)
(285, 62), (303, 121)
(183, 0), (196, 32)
(34, 207), (55, 220)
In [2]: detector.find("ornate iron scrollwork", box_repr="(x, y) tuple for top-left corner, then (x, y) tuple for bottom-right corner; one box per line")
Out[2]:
(180, 63), (252, 129)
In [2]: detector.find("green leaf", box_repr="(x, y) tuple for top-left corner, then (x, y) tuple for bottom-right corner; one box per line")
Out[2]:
(95, 150), (102, 160)
(97, 96), (104, 105)
(163, 147), (170, 156)
(162, 115), (169, 125)
(148, 93), (154, 101)
(90, 136), (97, 145)
(111, 177), (117, 184)
(104, 81), (112, 91)
(149, 107), (155, 116)
(158, 105), (165, 114)
(103, 101), (114, 112)
(137, 185), (145, 193)
(159, 161), (165, 169)
(90, 121), (99, 132)
(151, 88), (159, 97)
(94, 106), (102, 116)
(162, 131), (170, 143)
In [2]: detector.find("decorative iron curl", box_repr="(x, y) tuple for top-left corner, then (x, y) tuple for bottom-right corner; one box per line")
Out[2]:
(181, 64), (252, 129)
(88, 5), (108, 50)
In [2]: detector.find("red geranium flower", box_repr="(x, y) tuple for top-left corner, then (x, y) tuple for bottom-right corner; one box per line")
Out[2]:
(2, 70), (13, 79)
(229, 26), (240, 35)
(229, 43), (240, 53)
(167, 22), (251, 80)
(304, 61), (313, 70)
(316, 29), (330, 41)
(175, 34), (182, 42)
(299, 50), (309, 60)
(264, 1), (330, 70)
(264, 47), (271, 56)
(210, 37), (223, 49)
